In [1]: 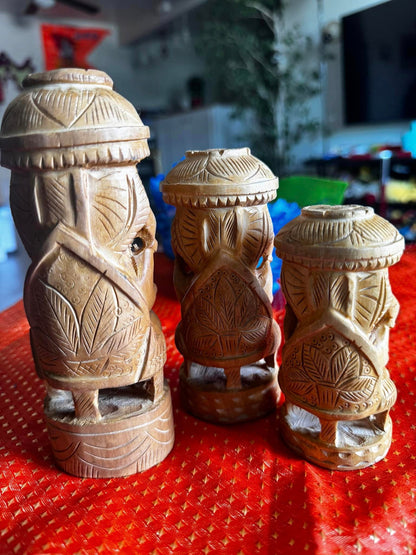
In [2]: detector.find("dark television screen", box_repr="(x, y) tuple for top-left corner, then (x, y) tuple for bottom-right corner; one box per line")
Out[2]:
(342, 0), (416, 124)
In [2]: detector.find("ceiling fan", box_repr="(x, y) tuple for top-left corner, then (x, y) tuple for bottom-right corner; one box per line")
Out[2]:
(24, 0), (100, 16)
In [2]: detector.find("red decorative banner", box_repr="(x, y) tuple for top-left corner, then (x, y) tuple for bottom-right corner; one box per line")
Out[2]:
(41, 24), (109, 70)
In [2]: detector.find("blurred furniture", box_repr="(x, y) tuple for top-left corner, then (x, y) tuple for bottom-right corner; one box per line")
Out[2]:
(153, 105), (249, 171)
(306, 156), (416, 235)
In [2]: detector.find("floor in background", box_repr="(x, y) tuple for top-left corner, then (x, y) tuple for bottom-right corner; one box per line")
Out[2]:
(0, 249), (30, 312)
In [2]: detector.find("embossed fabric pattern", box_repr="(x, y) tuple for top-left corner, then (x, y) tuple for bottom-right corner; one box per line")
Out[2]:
(0, 251), (415, 554)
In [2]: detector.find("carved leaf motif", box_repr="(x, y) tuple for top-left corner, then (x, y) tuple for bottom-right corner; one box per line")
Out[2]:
(241, 317), (268, 344)
(330, 347), (359, 385)
(303, 345), (327, 383)
(287, 380), (316, 398)
(187, 327), (221, 356)
(31, 327), (63, 369)
(38, 281), (80, 355)
(215, 275), (237, 328)
(235, 287), (258, 329)
(197, 297), (223, 332)
(338, 376), (376, 403)
(103, 318), (143, 358)
(80, 277), (117, 356)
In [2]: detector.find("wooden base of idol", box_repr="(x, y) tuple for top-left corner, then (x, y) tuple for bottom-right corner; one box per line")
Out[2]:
(179, 361), (279, 424)
(275, 205), (404, 470)
(44, 383), (174, 478)
(280, 403), (393, 471)
(161, 148), (281, 424)
(0, 68), (174, 477)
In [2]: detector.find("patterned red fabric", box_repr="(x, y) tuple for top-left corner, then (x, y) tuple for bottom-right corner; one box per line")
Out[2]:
(0, 250), (415, 554)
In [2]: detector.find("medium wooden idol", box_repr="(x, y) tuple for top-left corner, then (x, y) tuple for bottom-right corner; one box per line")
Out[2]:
(0, 68), (174, 477)
(275, 205), (404, 470)
(161, 148), (281, 423)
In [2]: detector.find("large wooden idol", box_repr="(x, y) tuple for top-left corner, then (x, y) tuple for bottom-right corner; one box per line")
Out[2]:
(0, 69), (174, 477)
(161, 148), (281, 423)
(275, 205), (404, 470)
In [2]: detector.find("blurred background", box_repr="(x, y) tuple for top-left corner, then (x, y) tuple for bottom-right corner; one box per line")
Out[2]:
(0, 0), (415, 309)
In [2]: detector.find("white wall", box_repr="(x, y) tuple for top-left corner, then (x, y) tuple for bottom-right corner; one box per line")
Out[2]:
(284, 0), (409, 167)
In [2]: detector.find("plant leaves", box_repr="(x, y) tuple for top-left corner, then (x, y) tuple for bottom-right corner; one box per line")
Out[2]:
(195, 296), (222, 333)
(103, 317), (143, 358)
(80, 277), (117, 356)
(339, 376), (377, 402)
(332, 348), (360, 386)
(241, 317), (268, 344)
(37, 281), (80, 355)
(303, 345), (327, 383)
(235, 286), (257, 329)
(214, 275), (237, 328)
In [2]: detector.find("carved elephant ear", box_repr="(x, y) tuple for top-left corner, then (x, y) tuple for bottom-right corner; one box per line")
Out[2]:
(9, 173), (45, 259)
(240, 206), (274, 270)
(89, 169), (150, 255)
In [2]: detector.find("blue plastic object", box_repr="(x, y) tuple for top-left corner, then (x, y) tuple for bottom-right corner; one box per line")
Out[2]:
(269, 198), (301, 293)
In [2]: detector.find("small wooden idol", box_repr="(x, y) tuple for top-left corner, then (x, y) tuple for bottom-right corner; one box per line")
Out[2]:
(275, 205), (404, 470)
(161, 148), (281, 423)
(0, 69), (174, 477)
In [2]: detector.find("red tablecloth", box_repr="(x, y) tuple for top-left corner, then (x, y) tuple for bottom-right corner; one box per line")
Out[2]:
(0, 250), (415, 554)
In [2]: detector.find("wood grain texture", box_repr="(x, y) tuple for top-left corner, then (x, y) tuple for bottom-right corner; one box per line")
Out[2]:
(161, 149), (281, 423)
(275, 205), (404, 470)
(0, 68), (174, 477)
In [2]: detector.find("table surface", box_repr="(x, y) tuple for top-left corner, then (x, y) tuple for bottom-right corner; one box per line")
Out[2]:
(0, 251), (415, 555)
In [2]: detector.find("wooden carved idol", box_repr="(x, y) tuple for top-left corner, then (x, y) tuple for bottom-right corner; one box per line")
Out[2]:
(275, 205), (404, 470)
(161, 148), (281, 423)
(0, 69), (174, 477)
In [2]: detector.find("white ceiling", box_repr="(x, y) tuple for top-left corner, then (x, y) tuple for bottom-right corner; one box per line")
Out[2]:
(0, 0), (207, 44)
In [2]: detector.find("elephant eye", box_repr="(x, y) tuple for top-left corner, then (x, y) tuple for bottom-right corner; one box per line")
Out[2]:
(131, 236), (145, 254)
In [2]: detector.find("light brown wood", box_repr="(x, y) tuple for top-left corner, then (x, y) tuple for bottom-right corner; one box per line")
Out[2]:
(0, 68), (174, 477)
(161, 148), (281, 423)
(275, 205), (404, 470)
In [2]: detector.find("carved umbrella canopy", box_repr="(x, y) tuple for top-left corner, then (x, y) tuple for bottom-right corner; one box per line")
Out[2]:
(0, 69), (174, 477)
(161, 148), (281, 423)
(275, 205), (404, 470)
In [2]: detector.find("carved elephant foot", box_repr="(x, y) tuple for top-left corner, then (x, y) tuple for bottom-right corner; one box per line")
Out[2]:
(179, 361), (279, 424)
(44, 381), (174, 478)
(280, 402), (392, 470)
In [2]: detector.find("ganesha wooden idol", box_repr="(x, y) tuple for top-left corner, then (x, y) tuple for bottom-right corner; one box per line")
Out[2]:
(0, 69), (174, 477)
(161, 148), (281, 423)
(275, 205), (404, 470)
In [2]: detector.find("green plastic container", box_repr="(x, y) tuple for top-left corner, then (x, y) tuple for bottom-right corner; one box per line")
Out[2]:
(277, 176), (348, 207)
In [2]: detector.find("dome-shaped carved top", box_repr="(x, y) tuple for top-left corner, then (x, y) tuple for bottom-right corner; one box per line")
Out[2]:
(0, 68), (149, 170)
(275, 205), (404, 270)
(160, 148), (278, 208)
